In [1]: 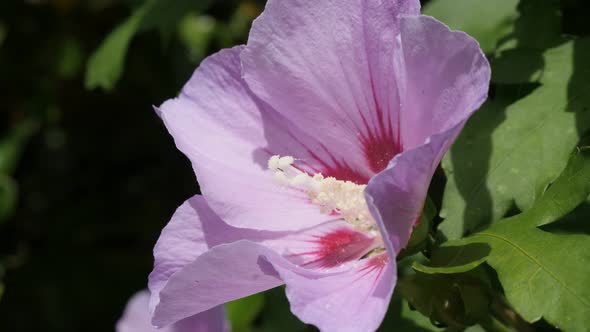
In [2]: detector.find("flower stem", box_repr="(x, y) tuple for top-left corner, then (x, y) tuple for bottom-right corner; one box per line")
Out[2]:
(489, 295), (534, 332)
(480, 316), (513, 332)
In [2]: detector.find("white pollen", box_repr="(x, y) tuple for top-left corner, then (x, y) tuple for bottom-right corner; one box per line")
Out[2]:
(292, 173), (310, 186)
(274, 171), (289, 185)
(268, 155), (376, 231)
(268, 155), (281, 171)
(278, 156), (295, 169)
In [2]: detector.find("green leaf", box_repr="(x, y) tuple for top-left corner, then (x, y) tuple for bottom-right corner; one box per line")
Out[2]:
(524, 147), (590, 227)
(440, 38), (590, 239)
(85, 0), (209, 91)
(226, 3), (261, 44)
(56, 36), (83, 80)
(0, 174), (17, 223)
(226, 293), (265, 332)
(0, 120), (36, 224)
(541, 199), (590, 235)
(382, 294), (487, 332)
(496, 0), (564, 52)
(178, 13), (216, 63)
(490, 0), (565, 84)
(405, 196), (437, 255)
(426, 147), (590, 274)
(449, 220), (590, 331)
(0, 120), (37, 174)
(412, 243), (490, 275)
(464, 326), (486, 332)
(84, 4), (147, 91)
(257, 287), (309, 332)
(423, 195), (437, 223)
(423, 0), (518, 53)
(490, 49), (544, 84)
(397, 273), (464, 328)
(380, 293), (445, 331)
(442, 149), (590, 331)
(396, 272), (491, 329)
(139, 0), (203, 45)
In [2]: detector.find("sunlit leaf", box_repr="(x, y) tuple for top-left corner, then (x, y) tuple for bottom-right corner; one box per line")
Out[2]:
(440, 149), (590, 330)
(412, 243), (490, 275)
(423, 0), (518, 53)
(524, 147), (590, 227)
(541, 199), (590, 235)
(490, 0), (565, 85)
(496, 0), (564, 52)
(440, 38), (590, 239)
(448, 221), (590, 331)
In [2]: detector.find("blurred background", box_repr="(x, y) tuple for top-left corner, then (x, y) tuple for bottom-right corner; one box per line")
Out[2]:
(0, 0), (588, 331)
(0, 1), (267, 331)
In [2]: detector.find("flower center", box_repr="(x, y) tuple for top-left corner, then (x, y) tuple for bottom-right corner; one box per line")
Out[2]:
(268, 155), (377, 232)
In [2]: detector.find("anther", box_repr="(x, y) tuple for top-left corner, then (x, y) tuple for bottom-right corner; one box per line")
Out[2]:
(268, 155), (377, 232)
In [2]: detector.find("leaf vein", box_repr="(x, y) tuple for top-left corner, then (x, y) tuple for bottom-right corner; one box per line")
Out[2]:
(477, 232), (590, 308)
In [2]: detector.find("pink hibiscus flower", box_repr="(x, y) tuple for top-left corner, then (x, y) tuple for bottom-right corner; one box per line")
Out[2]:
(117, 290), (228, 332)
(148, 0), (490, 331)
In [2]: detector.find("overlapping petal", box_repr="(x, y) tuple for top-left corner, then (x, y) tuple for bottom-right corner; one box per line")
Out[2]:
(148, 195), (281, 314)
(149, 196), (380, 327)
(158, 47), (362, 231)
(243, 0), (420, 176)
(396, 15), (491, 150)
(152, 240), (285, 327)
(366, 124), (463, 255)
(275, 253), (394, 332)
(366, 15), (490, 255)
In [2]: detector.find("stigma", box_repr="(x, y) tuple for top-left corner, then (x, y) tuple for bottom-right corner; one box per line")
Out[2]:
(268, 155), (377, 232)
